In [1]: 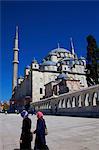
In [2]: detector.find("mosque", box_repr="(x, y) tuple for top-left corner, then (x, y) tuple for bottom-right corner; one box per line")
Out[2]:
(11, 27), (88, 108)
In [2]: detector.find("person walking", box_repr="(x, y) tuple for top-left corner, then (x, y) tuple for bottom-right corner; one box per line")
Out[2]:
(33, 111), (49, 150)
(20, 110), (33, 150)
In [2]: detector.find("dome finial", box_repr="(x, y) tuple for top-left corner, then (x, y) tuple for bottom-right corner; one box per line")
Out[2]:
(70, 37), (75, 55)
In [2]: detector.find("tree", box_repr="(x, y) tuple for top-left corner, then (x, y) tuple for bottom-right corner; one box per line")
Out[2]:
(86, 35), (99, 86)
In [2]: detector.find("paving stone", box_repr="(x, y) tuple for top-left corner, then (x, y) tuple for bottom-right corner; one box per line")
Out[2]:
(0, 114), (99, 150)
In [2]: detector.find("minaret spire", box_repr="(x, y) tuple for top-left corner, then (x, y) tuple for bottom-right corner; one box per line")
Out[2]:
(57, 42), (60, 49)
(70, 37), (75, 55)
(14, 26), (19, 49)
(16, 26), (18, 39)
(12, 26), (19, 93)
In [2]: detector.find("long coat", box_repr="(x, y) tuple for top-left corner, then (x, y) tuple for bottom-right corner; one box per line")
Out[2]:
(20, 117), (32, 150)
(34, 118), (48, 150)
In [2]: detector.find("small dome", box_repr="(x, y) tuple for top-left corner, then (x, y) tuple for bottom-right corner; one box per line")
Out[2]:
(61, 61), (66, 65)
(32, 58), (38, 64)
(80, 56), (86, 60)
(19, 76), (24, 79)
(26, 65), (30, 69)
(75, 59), (79, 65)
(79, 57), (86, 65)
(41, 60), (56, 66)
(51, 48), (70, 53)
(57, 73), (69, 80)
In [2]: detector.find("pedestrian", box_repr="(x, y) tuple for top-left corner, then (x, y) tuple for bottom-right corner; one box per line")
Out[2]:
(20, 110), (33, 150)
(33, 111), (49, 150)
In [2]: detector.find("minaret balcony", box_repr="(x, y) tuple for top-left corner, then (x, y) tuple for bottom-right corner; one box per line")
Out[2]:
(13, 48), (19, 51)
(13, 60), (19, 64)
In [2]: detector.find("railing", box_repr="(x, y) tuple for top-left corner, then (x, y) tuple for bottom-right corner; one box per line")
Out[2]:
(32, 85), (99, 116)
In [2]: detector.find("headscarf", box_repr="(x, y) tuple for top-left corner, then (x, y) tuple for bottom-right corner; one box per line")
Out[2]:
(36, 111), (43, 119)
(21, 110), (28, 118)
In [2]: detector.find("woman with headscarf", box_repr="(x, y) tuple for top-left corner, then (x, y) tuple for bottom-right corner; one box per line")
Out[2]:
(33, 111), (49, 150)
(20, 110), (33, 150)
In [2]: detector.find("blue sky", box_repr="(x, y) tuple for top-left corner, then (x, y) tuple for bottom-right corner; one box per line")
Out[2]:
(0, 1), (99, 102)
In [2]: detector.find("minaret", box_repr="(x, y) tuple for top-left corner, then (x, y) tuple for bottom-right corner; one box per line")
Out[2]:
(12, 26), (19, 93)
(70, 37), (75, 55)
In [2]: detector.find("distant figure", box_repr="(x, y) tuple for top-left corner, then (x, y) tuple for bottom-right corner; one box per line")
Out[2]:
(20, 110), (33, 150)
(55, 104), (58, 114)
(25, 102), (30, 112)
(33, 111), (49, 150)
(5, 110), (7, 114)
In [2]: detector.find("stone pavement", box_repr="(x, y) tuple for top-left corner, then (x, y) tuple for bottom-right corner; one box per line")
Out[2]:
(0, 113), (99, 150)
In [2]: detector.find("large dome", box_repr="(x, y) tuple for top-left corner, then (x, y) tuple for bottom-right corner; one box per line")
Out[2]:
(51, 48), (70, 53)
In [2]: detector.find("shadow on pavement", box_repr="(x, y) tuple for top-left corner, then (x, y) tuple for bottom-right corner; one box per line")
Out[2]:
(14, 149), (34, 150)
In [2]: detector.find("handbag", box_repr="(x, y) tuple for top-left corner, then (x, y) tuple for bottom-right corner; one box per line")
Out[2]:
(42, 118), (48, 135)
(45, 128), (48, 135)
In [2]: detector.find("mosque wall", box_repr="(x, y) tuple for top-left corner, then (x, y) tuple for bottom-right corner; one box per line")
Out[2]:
(32, 70), (44, 102)
(14, 73), (32, 100)
(74, 74), (87, 88)
(32, 70), (59, 102)
(66, 80), (81, 91)
(44, 66), (57, 71)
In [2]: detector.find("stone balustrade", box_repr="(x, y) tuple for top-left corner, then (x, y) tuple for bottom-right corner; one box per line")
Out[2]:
(32, 85), (99, 117)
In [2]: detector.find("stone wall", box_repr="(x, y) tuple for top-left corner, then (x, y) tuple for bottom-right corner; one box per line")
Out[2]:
(32, 70), (59, 102)
(32, 85), (99, 117)
(13, 73), (32, 100)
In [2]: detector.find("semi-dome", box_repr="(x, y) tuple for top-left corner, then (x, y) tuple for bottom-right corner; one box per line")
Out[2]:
(51, 47), (70, 53)
(58, 59), (66, 65)
(62, 58), (70, 61)
(48, 52), (57, 56)
(61, 60), (66, 65)
(57, 73), (69, 80)
(62, 57), (74, 61)
(41, 60), (56, 66)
